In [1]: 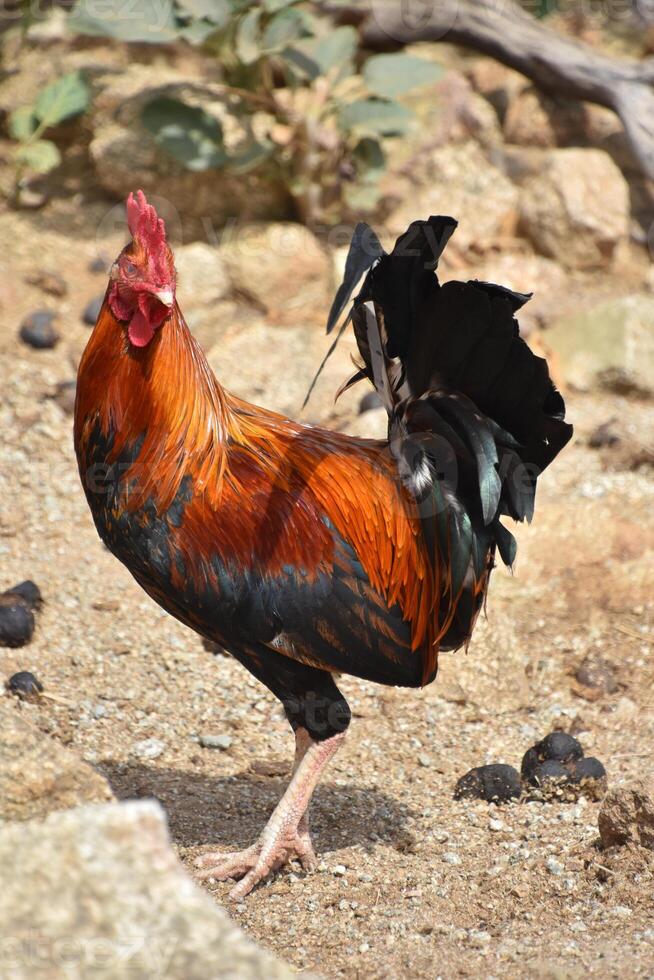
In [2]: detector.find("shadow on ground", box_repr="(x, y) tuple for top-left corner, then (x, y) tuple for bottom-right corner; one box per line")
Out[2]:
(99, 761), (417, 854)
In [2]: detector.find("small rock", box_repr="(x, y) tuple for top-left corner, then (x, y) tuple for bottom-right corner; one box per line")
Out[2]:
(133, 738), (166, 760)
(202, 638), (228, 656)
(588, 420), (620, 450)
(88, 255), (109, 273)
(82, 294), (104, 326)
(15, 184), (49, 209)
(19, 310), (59, 350)
(359, 391), (382, 414)
(52, 380), (77, 415)
(0, 700), (113, 820)
(25, 270), (67, 297)
(488, 818), (504, 832)
(454, 764), (522, 803)
(575, 655), (618, 695)
(199, 734), (232, 751)
(442, 851), (461, 865)
(546, 856), (564, 875)
(332, 864), (347, 876)
(599, 777), (654, 849)
(417, 753), (431, 768)
(5, 580), (42, 611)
(0, 594), (35, 647)
(6, 671), (43, 700)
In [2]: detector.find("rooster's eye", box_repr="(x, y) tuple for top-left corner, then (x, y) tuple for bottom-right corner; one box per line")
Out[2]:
(124, 261), (137, 277)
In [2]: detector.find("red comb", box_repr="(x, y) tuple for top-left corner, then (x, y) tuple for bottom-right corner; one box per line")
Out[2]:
(126, 190), (167, 253)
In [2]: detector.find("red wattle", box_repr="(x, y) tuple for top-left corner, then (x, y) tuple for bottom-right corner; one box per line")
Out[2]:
(128, 308), (155, 347)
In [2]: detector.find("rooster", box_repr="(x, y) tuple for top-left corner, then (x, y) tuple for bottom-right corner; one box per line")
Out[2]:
(74, 191), (571, 899)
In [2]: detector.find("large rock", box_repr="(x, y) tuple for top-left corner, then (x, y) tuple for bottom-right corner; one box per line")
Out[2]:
(545, 294), (654, 395)
(89, 66), (292, 229)
(519, 148), (629, 269)
(387, 141), (520, 253)
(0, 701), (113, 821)
(599, 778), (654, 849)
(466, 58), (528, 122)
(503, 88), (587, 149)
(0, 800), (293, 979)
(174, 243), (232, 350)
(218, 223), (332, 327)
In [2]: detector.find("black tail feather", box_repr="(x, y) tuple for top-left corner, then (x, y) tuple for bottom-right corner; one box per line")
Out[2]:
(323, 214), (573, 647)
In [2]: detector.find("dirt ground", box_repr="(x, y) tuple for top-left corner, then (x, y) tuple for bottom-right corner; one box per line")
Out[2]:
(1, 196), (654, 979)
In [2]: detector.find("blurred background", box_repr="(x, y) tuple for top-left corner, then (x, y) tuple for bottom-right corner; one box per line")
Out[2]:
(1, 2), (654, 978)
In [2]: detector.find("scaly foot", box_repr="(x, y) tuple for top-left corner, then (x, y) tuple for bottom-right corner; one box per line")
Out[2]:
(195, 826), (316, 900)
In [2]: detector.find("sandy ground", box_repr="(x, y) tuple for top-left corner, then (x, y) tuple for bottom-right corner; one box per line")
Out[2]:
(1, 202), (654, 978)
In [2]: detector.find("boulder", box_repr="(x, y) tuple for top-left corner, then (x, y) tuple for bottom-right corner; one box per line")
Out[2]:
(503, 88), (587, 149)
(545, 294), (654, 395)
(174, 243), (232, 349)
(218, 223), (332, 327)
(599, 778), (654, 849)
(387, 141), (520, 253)
(466, 58), (528, 122)
(519, 148), (629, 269)
(0, 700), (113, 821)
(0, 800), (293, 978)
(89, 66), (292, 229)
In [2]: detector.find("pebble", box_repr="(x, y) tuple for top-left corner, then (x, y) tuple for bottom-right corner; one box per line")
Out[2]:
(359, 943), (370, 954)
(53, 380), (77, 415)
(417, 753), (431, 768)
(25, 270), (67, 297)
(132, 738), (166, 760)
(199, 734), (232, 750)
(359, 391), (382, 414)
(5, 580), (42, 611)
(332, 865), (347, 877)
(19, 311), (59, 349)
(0, 594), (35, 647)
(442, 852), (461, 866)
(489, 818), (504, 832)
(546, 856), (564, 875)
(6, 670), (43, 699)
(82, 294), (104, 326)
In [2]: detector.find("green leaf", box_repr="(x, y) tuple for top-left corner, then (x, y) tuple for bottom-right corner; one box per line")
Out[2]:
(312, 25), (357, 74)
(8, 106), (38, 141)
(343, 181), (382, 212)
(363, 53), (444, 99)
(261, 8), (305, 51)
(34, 71), (90, 129)
(352, 137), (385, 180)
(338, 99), (413, 137)
(236, 7), (262, 64)
(263, 0), (301, 10)
(141, 97), (226, 171)
(284, 25), (356, 83)
(178, 19), (220, 45)
(15, 139), (61, 173)
(225, 139), (272, 174)
(68, 0), (178, 43)
(176, 0), (229, 22)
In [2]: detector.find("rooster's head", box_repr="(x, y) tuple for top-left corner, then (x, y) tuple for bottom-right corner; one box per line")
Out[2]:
(108, 190), (176, 348)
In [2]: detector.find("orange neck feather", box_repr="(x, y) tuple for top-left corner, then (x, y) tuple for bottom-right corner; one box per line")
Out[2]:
(75, 298), (232, 510)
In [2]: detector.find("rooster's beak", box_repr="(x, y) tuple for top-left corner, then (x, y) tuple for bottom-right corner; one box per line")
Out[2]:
(151, 288), (174, 308)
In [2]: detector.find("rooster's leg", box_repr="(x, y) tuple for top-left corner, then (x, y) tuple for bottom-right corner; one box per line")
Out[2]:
(195, 727), (345, 899)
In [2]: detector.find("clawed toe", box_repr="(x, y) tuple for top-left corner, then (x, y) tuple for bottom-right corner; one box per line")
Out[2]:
(194, 833), (317, 898)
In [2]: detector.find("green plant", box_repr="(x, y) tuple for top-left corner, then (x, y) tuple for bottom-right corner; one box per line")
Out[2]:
(67, 0), (443, 223)
(8, 70), (90, 181)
